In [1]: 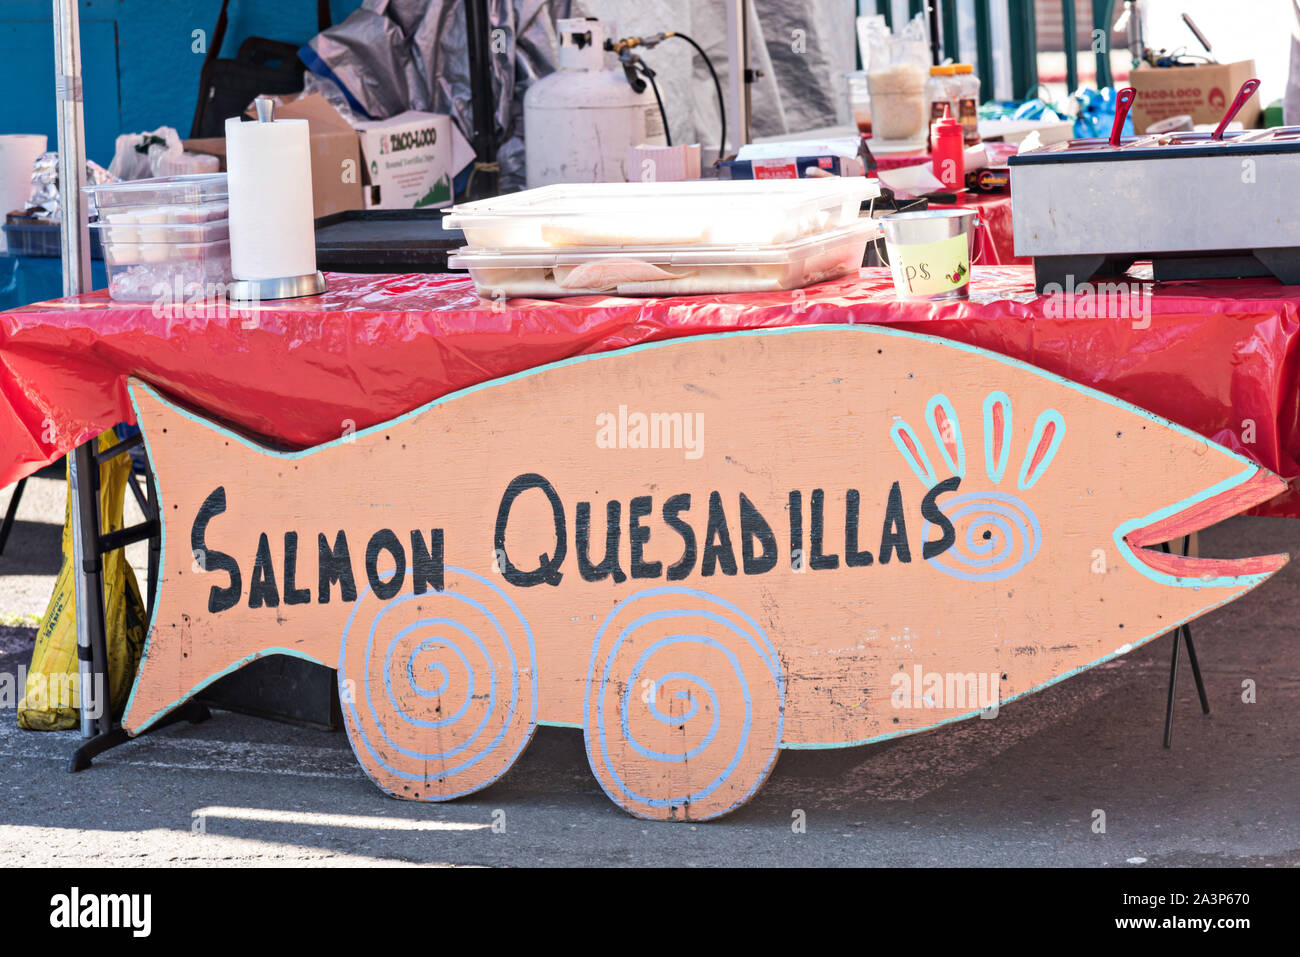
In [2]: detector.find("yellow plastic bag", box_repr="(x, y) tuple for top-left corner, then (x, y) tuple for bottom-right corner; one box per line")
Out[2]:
(17, 432), (147, 730)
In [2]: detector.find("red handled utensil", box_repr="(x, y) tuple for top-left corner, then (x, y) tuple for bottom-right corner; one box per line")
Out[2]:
(1212, 78), (1260, 142)
(1109, 87), (1137, 147)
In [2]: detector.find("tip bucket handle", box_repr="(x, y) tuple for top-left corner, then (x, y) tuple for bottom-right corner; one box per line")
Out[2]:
(871, 213), (982, 270)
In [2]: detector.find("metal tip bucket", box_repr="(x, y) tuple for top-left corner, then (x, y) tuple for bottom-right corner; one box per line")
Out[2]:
(878, 208), (979, 300)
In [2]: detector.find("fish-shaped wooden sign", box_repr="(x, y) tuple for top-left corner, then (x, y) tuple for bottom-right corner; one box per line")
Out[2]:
(123, 325), (1287, 821)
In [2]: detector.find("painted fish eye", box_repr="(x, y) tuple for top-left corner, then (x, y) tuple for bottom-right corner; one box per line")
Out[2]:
(924, 490), (1042, 582)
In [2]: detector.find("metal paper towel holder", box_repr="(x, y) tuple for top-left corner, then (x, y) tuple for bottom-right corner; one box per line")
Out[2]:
(227, 97), (327, 303)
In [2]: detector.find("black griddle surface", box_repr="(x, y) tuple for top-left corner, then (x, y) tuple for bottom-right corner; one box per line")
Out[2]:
(314, 209), (466, 273)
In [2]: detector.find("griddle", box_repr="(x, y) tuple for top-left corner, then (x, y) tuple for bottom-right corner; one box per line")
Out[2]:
(1009, 82), (1300, 291)
(314, 209), (466, 273)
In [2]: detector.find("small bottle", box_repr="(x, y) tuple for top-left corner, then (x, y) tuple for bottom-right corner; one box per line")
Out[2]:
(931, 105), (965, 192)
(953, 64), (981, 145)
(926, 65), (957, 152)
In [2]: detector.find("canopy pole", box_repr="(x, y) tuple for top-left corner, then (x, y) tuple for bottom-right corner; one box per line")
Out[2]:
(724, 0), (751, 154)
(52, 0), (99, 739)
(52, 0), (91, 296)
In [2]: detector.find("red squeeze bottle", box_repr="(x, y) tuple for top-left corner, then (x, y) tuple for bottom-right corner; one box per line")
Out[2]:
(931, 105), (965, 192)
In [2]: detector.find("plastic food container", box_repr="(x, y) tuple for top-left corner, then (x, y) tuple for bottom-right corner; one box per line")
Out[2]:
(867, 63), (928, 145)
(83, 173), (228, 216)
(90, 218), (233, 301)
(843, 70), (872, 136)
(443, 178), (878, 250)
(101, 240), (233, 302)
(448, 220), (873, 298)
(81, 176), (233, 301)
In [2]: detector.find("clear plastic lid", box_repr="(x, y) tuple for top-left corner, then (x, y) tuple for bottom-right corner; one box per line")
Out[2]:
(448, 219), (874, 268)
(93, 200), (229, 226)
(443, 178), (879, 249)
(83, 173), (228, 213)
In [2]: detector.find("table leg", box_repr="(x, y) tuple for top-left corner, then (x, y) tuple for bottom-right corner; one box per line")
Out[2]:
(69, 440), (109, 739)
(67, 435), (212, 772)
(1163, 624), (1183, 750)
(1161, 535), (1209, 748)
(1183, 625), (1211, 716)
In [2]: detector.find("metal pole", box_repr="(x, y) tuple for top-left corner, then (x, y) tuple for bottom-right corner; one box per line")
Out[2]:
(1008, 0), (1039, 100)
(52, 0), (91, 296)
(52, 0), (97, 737)
(941, 0), (961, 63)
(724, 0), (750, 152)
(926, 2), (941, 66)
(1092, 0), (1116, 89)
(974, 0), (995, 107)
(69, 445), (101, 737)
(1062, 0), (1079, 95)
(463, 0), (499, 199)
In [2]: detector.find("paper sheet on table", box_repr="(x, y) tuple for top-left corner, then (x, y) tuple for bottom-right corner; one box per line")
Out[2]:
(876, 163), (944, 199)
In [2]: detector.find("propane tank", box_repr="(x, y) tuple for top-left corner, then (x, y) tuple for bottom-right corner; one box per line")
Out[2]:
(525, 18), (668, 187)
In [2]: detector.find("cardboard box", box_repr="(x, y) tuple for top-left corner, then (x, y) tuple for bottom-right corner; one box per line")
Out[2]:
(185, 93), (366, 219)
(182, 137), (227, 170)
(1129, 60), (1262, 134)
(716, 155), (866, 179)
(353, 111), (474, 210)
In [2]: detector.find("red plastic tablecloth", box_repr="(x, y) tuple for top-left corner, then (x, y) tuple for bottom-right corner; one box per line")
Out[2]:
(3, 266), (1299, 515)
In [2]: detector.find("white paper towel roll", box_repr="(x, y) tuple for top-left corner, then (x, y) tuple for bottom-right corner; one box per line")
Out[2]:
(225, 116), (316, 281)
(0, 134), (48, 253)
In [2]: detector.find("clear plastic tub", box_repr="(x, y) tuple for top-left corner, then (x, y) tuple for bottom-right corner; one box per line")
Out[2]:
(448, 220), (873, 298)
(443, 178), (878, 250)
(83, 173), (228, 216)
(100, 237), (233, 302)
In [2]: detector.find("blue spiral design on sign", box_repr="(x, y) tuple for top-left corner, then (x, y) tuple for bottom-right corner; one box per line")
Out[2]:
(338, 566), (537, 795)
(585, 586), (784, 812)
(921, 490), (1042, 582)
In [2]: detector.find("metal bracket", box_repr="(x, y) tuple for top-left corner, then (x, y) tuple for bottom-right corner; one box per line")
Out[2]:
(55, 73), (82, 102)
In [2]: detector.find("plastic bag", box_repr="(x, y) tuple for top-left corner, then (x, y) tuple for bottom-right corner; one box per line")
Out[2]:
(106, 126), (214, 181)
(17, 431), (147, 731)
(108, 126), (178, 180)
(1071, 86), (1136, 139)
